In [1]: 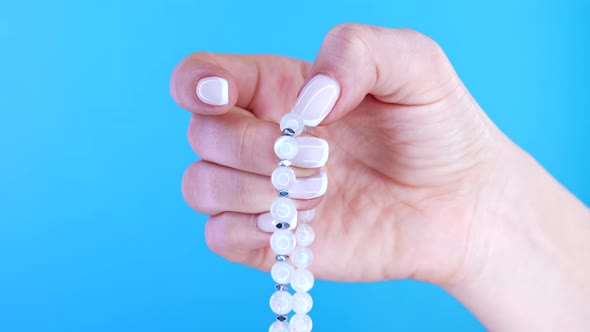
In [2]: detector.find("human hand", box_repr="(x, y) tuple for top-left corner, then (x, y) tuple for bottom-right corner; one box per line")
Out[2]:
(170, 24), (508, 286)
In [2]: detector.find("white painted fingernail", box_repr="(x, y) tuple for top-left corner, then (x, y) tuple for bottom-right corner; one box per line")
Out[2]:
(256, 212), (298, 233)
(291, 137), (329, 168)
(292, 74), (340, 127)
(196, 76), (228, 105)
(289, 171), (328, 199)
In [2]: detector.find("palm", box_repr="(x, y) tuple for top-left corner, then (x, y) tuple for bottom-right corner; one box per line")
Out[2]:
(290, 89), (492, 284)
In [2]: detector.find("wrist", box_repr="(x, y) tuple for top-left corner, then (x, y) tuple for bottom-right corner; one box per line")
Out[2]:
(444, 138), (590, 331)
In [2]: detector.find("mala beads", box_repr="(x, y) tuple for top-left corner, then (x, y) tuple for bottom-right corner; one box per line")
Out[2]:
(268, 111), (327, 332)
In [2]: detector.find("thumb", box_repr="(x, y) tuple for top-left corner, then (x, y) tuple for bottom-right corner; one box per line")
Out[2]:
(292, 24), (462, 126)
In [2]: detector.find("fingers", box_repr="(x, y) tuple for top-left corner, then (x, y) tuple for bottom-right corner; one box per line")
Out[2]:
(188, 109), (329, 176)
(205, 210), (317, 269)
(170, 53), (311, 121)
(182, 161), (325, 216)
(288, 24), (463, 126)
(204, 212), (270, 267)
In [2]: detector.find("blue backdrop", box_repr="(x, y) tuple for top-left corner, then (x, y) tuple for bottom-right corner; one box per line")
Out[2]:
(0, 0), (588, 331)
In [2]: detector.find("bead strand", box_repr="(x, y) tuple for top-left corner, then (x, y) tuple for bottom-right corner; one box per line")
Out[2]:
(269, 112), (322, 332)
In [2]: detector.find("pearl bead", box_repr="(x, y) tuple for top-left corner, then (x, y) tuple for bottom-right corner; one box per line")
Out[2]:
(271, 166), (296, 191)
(290, 313), (313, 332)
(271, 197), (297, 223)
(295, 224), (315, 247)
(270, 230), (297, 255)
(290, 246), (314, 269)
(269, 290), (293, 315)
(269, 321), (293, 332)
(292, 292), (313, 314)
(274, 136), (299, 160)
(291, 268), (314, 293)
(271, 261), (295, 284)
(298, 209), (316, 223)
(280, 112), (305, 137)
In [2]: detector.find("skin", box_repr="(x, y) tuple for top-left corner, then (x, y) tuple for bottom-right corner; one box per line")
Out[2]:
(170, 24), (590, 331)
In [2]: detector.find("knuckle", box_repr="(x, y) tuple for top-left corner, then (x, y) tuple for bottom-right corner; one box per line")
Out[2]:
(205, 213), (251, 264)
(204, 216), (222, 254)
(237, 120), (255, 162)
(325, 23), (373, 60)
(188, 115), (222, 160)
(187, 115), (206, 157)
(182, 161), (216, 214)
(399, 28), (446, 63)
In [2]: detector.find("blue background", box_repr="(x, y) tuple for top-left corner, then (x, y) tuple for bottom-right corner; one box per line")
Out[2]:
(0, 0), (588, 331)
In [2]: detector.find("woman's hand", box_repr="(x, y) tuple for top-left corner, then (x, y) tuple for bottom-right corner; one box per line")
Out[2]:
(170, 24), (590, 331)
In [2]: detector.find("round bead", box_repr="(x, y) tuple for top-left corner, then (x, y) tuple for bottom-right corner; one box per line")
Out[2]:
(290, 313), (313, 332)
(270, 230), (297, 255)
(271, 166), (296, 191)
(271, 261), (295, 284)
(269, 290), (293, 315)
(298, 209), (316, 223)
(295, 224), (315, 247)
(290, 246), (314, 269)
(274, 136), (299, 160)
(290, 268), (314, 293)
(280, 112), (305, 137)
(271, 197), (297, 223)
(269, 320), (293, 332)
(292, 292), (313, 314)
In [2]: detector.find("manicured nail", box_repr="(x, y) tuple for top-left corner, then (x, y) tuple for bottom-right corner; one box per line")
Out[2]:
(292, 74), (340, 127)
(291, 137), (329, 168)
(289, 171), (328, 199)
(256, 212), (297, 233)
(196, 76), (228, 105)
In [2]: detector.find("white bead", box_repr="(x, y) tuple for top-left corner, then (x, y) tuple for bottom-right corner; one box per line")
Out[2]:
(271, 166), (296, 191)
(271, 261), (295, 284)
(274, 136), (299, 160)
(271, 197), (297, 223)
(290, 246), (314, 269)
(269, 321), (293, 332)
(295, 224), (315, 247)
(280, 112), (305, 137)
(270, 230), (297, 255)
(290, 313), (313, 332)
(291, 268), (314, 293)
(269, 290), (293, 315)
(298, 209), (316, 223)
(292, 292), (313, 314)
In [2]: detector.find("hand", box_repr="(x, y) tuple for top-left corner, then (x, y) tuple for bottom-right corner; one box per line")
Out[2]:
(170, 23), (590, 331)
(170, 24), (504, 285)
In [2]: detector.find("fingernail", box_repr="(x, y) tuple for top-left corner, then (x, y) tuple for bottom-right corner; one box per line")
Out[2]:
(256, 212), (297, 233)
(289, 171), (328, 199)
(292, 74), (340, 127)
(291, 137), (329, 168)
(196, 76), (228, 105)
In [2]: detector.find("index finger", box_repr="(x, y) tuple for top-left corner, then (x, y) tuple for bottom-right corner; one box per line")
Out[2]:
(169, 52), (312, 122)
